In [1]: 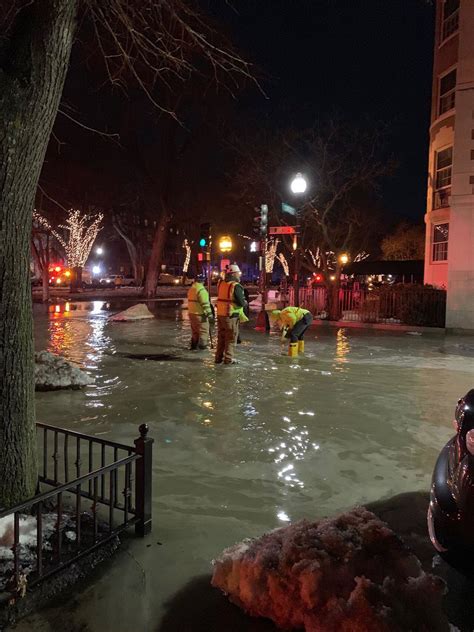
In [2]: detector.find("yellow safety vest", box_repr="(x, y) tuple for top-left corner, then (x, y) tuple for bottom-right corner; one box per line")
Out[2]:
(187, 282), (211, 316)
(279, 306), (310, 329)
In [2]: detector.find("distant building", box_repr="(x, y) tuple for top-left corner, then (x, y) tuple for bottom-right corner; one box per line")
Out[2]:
(424, 0), (474, 330)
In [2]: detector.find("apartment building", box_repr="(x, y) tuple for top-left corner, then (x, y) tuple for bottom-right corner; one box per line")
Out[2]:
(424, 0), (474, 330)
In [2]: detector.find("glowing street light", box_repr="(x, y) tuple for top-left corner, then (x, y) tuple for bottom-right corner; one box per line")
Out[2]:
(290, 173), (307, 194)
(339, 253), (349, 265)
(92, 265), (101, 275)
(96, 247), (104, 255)
(219, 236), (233, 253)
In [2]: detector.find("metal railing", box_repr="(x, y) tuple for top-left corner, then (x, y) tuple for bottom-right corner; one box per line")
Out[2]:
(289, 286), (446, 327)
(0, 424), (153, 596)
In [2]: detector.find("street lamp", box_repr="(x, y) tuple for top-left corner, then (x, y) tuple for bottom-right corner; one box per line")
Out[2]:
(289, 173), (307, 306)
(290, 173), (307, 194)
(219, 236), (233, 253)
(339, 253), (349, 266)
(96, 247), (104, 255)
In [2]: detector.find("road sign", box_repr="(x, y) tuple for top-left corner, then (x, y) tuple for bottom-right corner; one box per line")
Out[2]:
(268, 225), (299, 235)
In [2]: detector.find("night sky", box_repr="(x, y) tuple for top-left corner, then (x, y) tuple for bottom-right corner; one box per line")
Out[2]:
(209, 0), (435, 223)
(45, 1), (435, 230)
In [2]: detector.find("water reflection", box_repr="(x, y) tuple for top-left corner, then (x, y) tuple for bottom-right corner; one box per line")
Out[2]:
(335, 327), (350, 368)
(267, 415), (312, 490)
(45, 303), (112, 370)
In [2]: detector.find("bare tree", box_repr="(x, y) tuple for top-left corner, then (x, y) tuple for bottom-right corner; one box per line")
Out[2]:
(0, 0), (252, 505)
(230, 119), (392, 319)
(381, 222), (425, 261)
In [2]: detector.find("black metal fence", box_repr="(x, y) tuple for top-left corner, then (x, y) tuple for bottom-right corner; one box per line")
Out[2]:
(289, 286), (446, 327)
(0, 424), (153, 596)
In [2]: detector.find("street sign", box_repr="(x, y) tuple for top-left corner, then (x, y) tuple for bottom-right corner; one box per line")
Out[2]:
(268, 225), (299, 235)
(281, 202), (297, 216)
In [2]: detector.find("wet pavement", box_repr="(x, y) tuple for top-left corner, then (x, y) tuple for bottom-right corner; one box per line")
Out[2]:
(14, 301), (474, 631)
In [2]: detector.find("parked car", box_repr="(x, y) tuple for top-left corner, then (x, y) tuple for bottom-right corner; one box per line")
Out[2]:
(99, 275), (135, 287)
(157, 273), (193, 286)
(428, 389), (474, 570)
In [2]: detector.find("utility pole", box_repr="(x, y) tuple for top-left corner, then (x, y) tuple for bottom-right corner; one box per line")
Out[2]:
(255, 204), (270, 331)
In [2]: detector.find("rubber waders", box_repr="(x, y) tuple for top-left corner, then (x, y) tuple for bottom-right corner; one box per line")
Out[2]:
(289, 342), (298, 358)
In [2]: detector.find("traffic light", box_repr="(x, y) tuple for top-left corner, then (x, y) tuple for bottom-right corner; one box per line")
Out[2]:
(253, 204), (268, 238)
(199, 223), (211, 249)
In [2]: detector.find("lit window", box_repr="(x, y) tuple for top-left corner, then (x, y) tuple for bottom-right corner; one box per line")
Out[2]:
(439, 69), (456, 115)
(433, 146), (452, 209)
(432, 222), (449, 262)
(442, 0), (459, 42)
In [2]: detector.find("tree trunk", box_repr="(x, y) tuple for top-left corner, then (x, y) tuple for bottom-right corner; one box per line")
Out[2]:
(71, 266), (83, 290)
(0, 0), (78, 506)
(144, 211), (170, 298)
(326, 267), (342, 321)
(113, 221), (144, 286)
(42, 264), (50, 303)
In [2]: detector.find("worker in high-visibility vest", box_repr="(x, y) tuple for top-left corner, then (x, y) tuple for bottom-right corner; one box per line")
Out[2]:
(215, 264), (248, 365)
(270, 307), (313, 358)
(187, 274), (213, 350)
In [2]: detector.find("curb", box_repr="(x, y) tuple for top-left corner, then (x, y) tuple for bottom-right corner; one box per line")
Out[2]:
(311, 320), (446, 334)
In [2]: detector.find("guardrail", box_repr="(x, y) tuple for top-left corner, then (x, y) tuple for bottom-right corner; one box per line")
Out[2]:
(0, 424), (153, 595)
(289, 286), (446, 327)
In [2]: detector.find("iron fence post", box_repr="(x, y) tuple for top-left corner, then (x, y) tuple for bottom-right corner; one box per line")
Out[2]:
(134, 424), (154, 536)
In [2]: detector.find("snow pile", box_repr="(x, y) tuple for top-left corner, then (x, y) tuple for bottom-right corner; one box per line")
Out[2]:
(212, 507), (449, 631)
(35, 351), (94, 391)
(0, 513), (69, 591)
(109, 303), (154, 321)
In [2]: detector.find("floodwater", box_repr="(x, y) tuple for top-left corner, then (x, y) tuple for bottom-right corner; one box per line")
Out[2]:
(22, 301), (474, 631)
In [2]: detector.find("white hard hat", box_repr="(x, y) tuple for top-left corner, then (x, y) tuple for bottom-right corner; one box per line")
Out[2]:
(228, 264), (241, 274)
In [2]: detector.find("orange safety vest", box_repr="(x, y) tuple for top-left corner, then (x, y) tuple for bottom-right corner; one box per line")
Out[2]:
(216, 281), (238, 317)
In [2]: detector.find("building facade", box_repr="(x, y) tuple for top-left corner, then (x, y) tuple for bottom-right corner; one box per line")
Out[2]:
(424, 0), (474, 330)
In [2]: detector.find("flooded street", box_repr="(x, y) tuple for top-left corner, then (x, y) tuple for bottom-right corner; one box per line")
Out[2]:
(25, 301), (474, 631)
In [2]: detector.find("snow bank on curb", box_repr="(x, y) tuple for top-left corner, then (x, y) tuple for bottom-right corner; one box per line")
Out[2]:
(212, 507), (449, 631)
(34, 351), (94, 391)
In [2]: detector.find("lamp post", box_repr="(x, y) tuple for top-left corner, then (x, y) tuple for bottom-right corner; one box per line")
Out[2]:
(290, 173), (307, 307)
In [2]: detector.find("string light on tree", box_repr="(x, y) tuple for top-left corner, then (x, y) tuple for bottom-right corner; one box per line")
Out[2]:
(265, 239), (278, 273)
(182, 238), (191, 273)
(58, 210), (104, 268)
(34, 209), (103, 268)
(278, 253), (289, 276)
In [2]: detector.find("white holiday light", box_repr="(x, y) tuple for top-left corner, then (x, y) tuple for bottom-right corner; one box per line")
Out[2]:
(265, 239), (279, 273)
(34, 209), (103, 268)
(278, 253), (289, 276)
(182, 239), (191, 273)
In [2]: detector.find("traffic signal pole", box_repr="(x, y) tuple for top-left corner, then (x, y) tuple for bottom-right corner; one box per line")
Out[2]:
(255, 204), (270, 331)
(208, 229), (212, 298)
